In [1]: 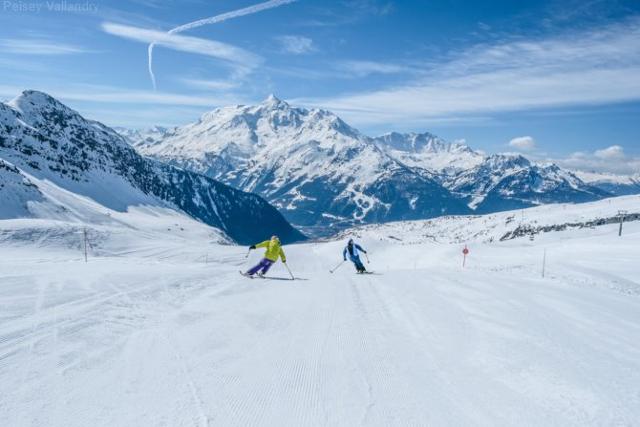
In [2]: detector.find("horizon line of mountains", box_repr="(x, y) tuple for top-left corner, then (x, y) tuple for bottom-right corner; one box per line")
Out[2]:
(114, 93), (638, 234)
(2, 90), (638, 242)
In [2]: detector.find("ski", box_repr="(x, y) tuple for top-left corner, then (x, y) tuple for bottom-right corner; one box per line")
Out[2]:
(239, 271), (296, 281)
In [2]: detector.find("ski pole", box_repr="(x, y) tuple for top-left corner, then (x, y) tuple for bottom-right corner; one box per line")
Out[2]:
(364, 253), (370, 264)
(245, 248), (251, 258)
(284, 262), (295, 280)
(330, 260), (346, 273)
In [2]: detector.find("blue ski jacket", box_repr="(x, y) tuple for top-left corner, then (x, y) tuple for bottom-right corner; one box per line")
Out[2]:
(343, 243), (366, 261)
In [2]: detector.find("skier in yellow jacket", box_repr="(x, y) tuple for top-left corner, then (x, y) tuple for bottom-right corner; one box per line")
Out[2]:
(245, 235), (287, 277)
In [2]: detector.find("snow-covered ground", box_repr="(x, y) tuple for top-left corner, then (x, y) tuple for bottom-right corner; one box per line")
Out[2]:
(340, 195), (640, 244)
(1, 198), (639, 426)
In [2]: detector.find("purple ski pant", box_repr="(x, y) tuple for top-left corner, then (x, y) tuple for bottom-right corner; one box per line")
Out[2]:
(247, 258), (275, 275)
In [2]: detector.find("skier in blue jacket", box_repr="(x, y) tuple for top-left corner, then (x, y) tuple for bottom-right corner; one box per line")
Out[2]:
(343, 239), (368, 273)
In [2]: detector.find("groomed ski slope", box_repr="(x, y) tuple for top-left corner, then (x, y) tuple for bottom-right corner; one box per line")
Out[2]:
(1, 214), (639, 425)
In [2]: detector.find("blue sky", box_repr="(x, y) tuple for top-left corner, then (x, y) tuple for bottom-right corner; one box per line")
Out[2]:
(0, 0), (639, 174)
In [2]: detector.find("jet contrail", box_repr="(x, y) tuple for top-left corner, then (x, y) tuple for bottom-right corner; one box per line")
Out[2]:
(148, 0), (296, 89)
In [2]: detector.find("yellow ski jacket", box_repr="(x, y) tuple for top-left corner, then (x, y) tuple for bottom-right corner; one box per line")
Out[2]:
(255, 239), (286, 262)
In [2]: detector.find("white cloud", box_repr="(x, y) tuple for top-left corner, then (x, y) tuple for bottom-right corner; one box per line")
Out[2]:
(276, 35), (315, 54)
(64, 87), (236, 106)
(0, 38), (87, 55)
(0, 83), (243, 107)
(594, 145), (625, 159)
(509, 136), (536, 151)
(296, 17), (640, 126)
(347, 0), (394, 16)
(267, 59), (417, 80)
(146, 0), (296, 89)
(83, 105), (210, 128)
(101, 22), (262, 70)
(166, 0), (296, 34)
(551, 145), (640, 175)
(336, 60), (413, 77)
(0, 83), (255, 128)
(180, 78), (240, 91)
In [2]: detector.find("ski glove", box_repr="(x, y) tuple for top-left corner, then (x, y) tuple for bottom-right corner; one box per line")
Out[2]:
(249, 245), (256, 250)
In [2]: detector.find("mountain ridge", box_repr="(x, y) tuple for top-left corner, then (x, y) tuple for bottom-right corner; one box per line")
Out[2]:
(118, 95), (616, 233)
(127, 95), (471, 232)
(0, 90), (305, 244)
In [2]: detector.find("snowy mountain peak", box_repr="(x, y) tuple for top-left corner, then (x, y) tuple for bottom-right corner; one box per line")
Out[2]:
(128, 98), (469, 230)
(372, 132), (484, 175)
(445, 152), (608, 212)
(7, 90), (83, 124)
(484, 153), (531, 170)
(7, 89), (130, 153)
(374, 131), (477, 156)
(261, 93), (286, 108)
(375, 131), (444, 153)
(10, 90), (60, 109)
(137, 95), (368, 163)
(197, 94), (297, 126)
(571, 170), (640, 196)
(114, 126), (172, 149)
(147, 125), (168, 134)
(0, 92), (304, 244)
(9, 90), (72, 120)
(117, 97), (617, 231)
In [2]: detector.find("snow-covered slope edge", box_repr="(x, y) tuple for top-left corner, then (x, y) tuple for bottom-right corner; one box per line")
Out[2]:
(0, 178), (231, 256)
(338, 195), (640, 244)
(0, 158), (45, 219)
(0, 90), (305, 244)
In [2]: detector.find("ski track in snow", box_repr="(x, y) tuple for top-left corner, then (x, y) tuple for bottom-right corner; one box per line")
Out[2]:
(1, 221), (640, 426)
